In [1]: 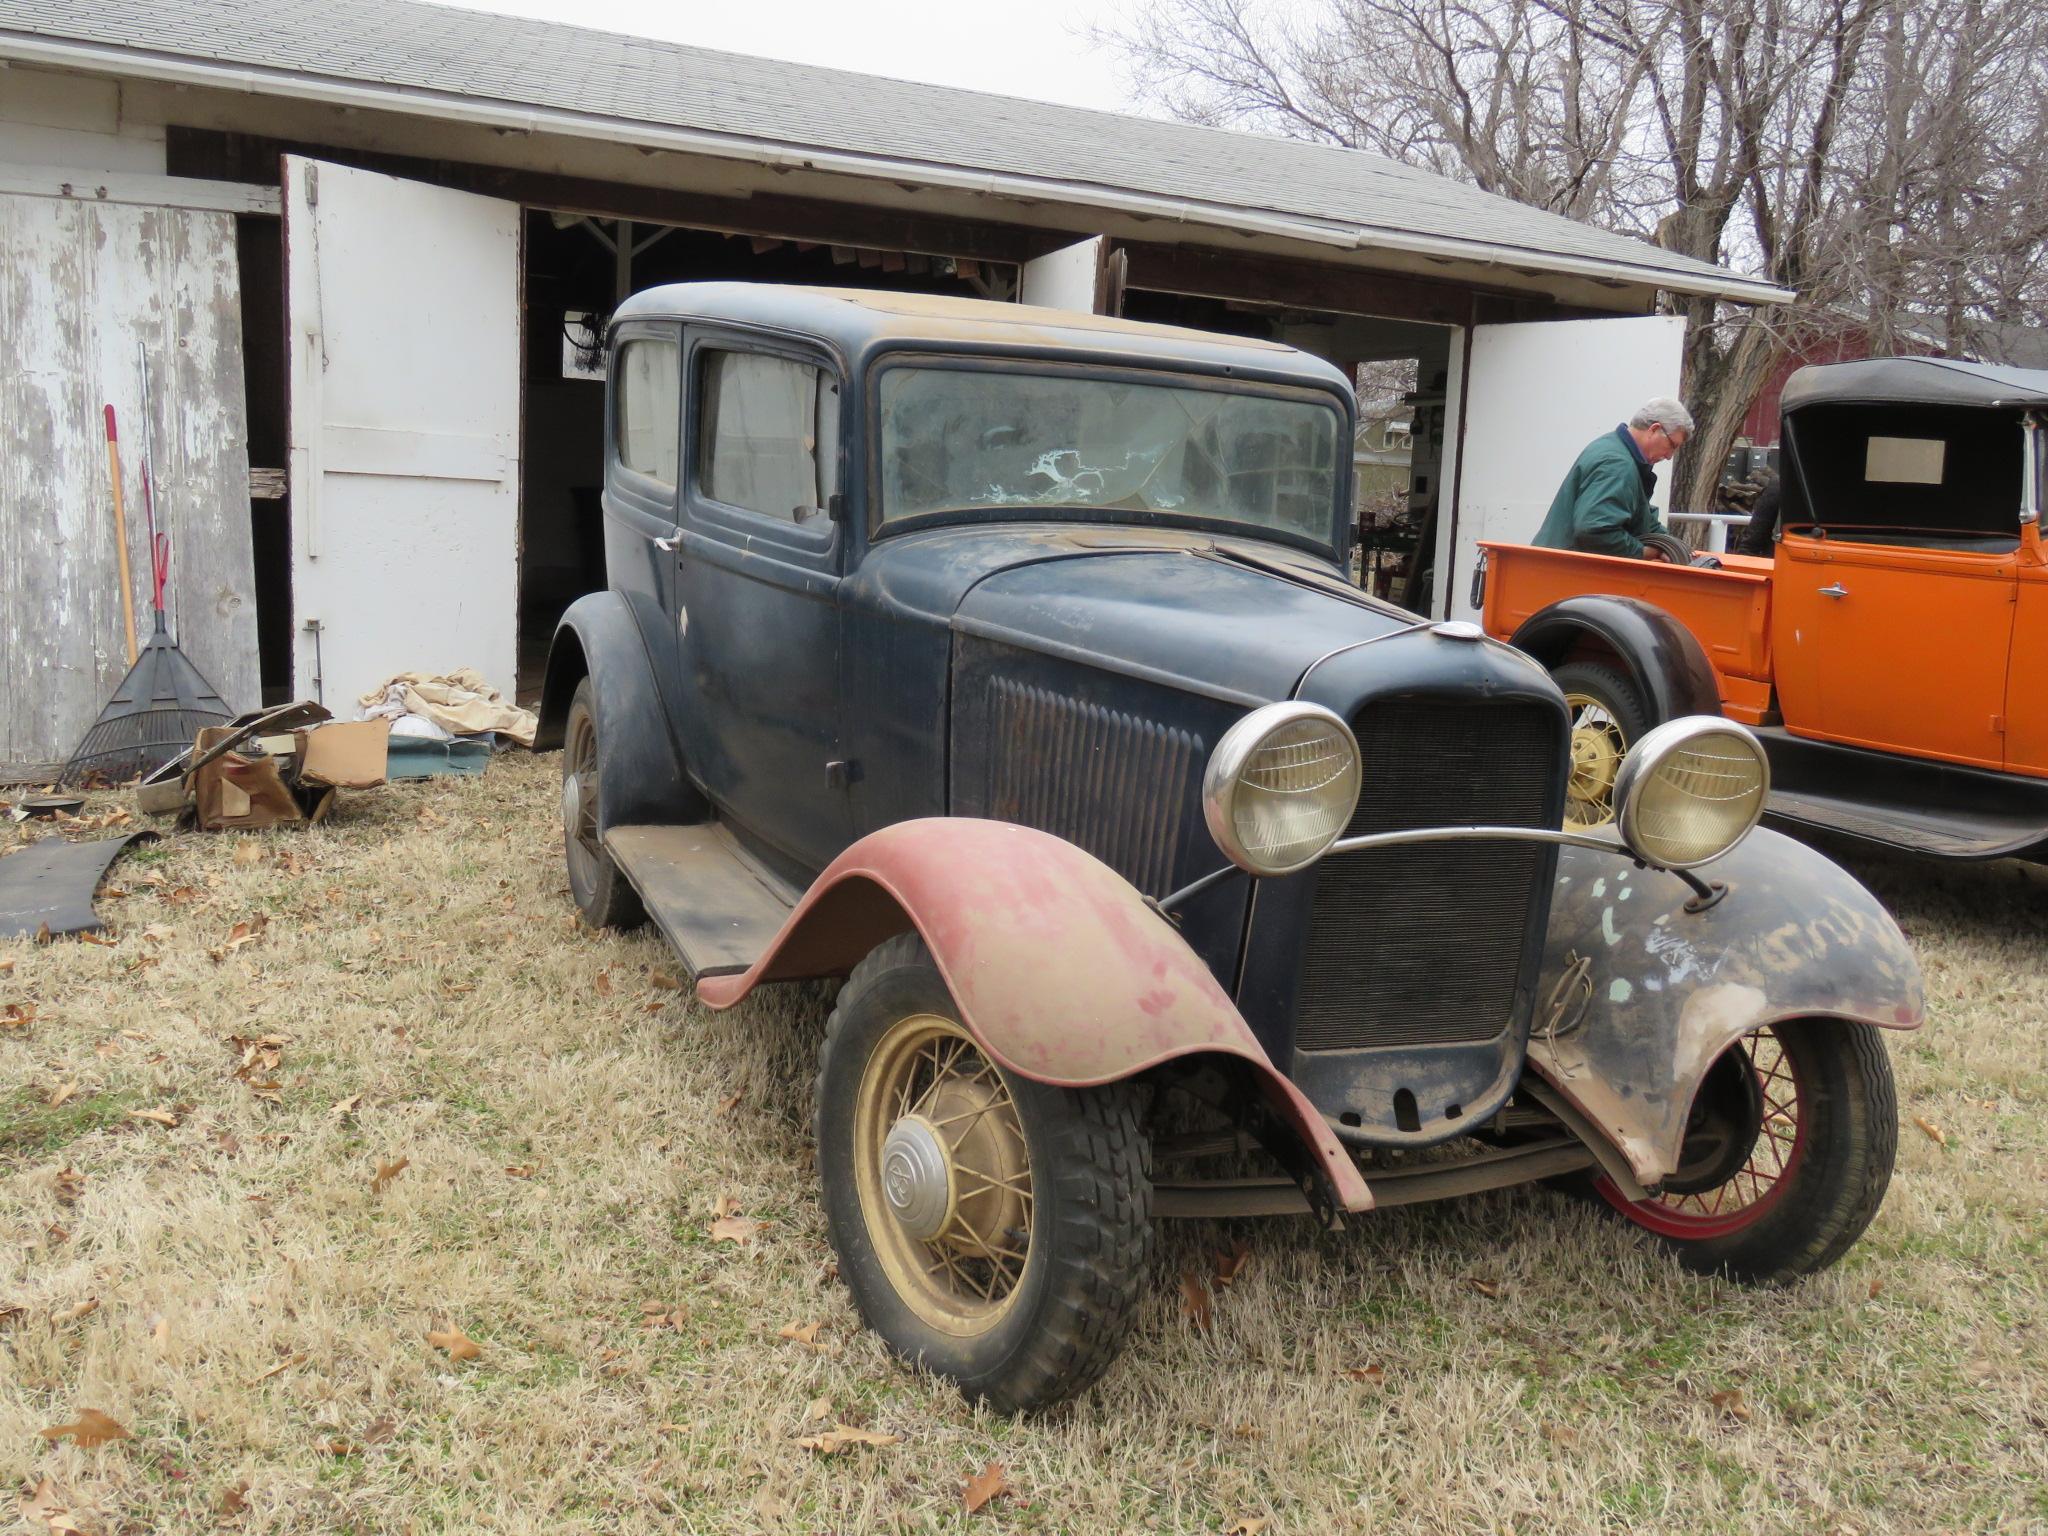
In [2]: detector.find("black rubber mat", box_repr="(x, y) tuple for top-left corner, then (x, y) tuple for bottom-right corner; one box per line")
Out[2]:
(0, 831), (156, 940)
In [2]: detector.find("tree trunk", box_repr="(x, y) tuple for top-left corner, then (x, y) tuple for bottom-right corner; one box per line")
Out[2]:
(1674, 314), (1788, 518)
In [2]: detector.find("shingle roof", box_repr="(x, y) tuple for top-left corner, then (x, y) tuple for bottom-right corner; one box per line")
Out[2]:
(0, 0), (1785, 302)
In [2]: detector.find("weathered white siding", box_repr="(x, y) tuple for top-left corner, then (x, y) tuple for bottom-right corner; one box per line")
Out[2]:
(0, 66), (166, 174)
(0, 191), (256, 777)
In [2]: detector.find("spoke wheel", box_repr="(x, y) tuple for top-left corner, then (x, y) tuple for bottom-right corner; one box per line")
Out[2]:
(854, 1014), (1035, 1335)
(1601, 1026), (1803, 1239)
(1550, 661), (1653, 832)
(1563, 691), (1629, 830)
(1593, 1019), (1899, 1283)
(560, 678), (644, 930)
(816, 935), (1153, 1412)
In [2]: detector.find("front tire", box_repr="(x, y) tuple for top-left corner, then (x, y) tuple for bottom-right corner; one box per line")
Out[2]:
(1595, 1020), (1898, 1283)
(1550, 660), (1653, 831)
(561, 677), (646, 931)
(816, 935), (1154, 1412)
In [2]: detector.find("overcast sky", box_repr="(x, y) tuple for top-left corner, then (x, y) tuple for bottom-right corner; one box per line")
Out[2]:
(436, 0), (1153, 116)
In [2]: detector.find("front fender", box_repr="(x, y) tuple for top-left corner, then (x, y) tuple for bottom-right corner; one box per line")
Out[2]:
(1511, 594), (1723, 723)
(1527, 828), (1923, 1183)
(697, 819), (1371, 1214)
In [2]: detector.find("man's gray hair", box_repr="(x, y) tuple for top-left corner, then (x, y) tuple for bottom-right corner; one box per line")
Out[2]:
(1630, 397), (1696, 435)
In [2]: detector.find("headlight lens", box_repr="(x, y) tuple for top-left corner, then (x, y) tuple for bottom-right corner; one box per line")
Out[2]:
(1613, 717), (1769, 869)
(1203, 703), (1362, 876)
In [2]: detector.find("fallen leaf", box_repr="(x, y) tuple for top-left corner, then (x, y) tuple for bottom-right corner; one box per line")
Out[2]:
(1343, 1364), (1385, 1385)
(716, 1092), (744, 1116)
(963, 1461), (1009, 1514)
(153, 1317), (171, 1348)
(1214, 1241), (1252, 1287)
(594, 969), (614, 997)
(245, 1353), (307, 1385)
(427, 1325), (482, 1361)
(1868, 1277), (1884, 1300)
(47, 1082), (77, 1108)
(778, 1320), (825, 1346)
(52, 1167), (86, 1203)
(1545, 1423), (1580, 1449)
(38, 1408), (132, 1448)
(1913, 1116), (1947, 1147)
(648, 971), (682, 990)
(504, 1163), (538, 1178)
(796, 1424), (903, 1454)
(1466, 1278), (1503, 1299)
(76, 931), (116, 947)
(371, 1157), (410, 1194)
(330, 1093), (363, 1118)
(140, 924), (173, 945)
(318, 1439), (358, 1456)
(213, 1131), (242, 1157)
(35, 922), (52, 944)
(712, 1194), (742, 1218)
(1225, 1519), (1271, 1536)
(232, 842), (264, 866)
(1710, 1387), (1751, 1422)
(1180, 1269), (1214, 1333)
(1, 1002), (36, 1029)
(218, 1482), (250, 1516)
(362, 1417), (397, 1444)
(94, 1039), (123, 1058)
(53, 1298), (99, 1324)
(710, 1215), (762, 1245)
(128, 1108), (181, 1128)
(801, 1396), (832, 1426)
(0, 956), (13, 974)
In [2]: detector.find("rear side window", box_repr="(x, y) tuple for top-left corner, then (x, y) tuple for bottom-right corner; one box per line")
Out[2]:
(698, 350), (840, 522)
(614, 339), (680, 486)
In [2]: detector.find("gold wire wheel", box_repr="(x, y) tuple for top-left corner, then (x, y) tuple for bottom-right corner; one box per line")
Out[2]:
(852, 1014), (1035, 1337)
(1563, 690), (1629, 830)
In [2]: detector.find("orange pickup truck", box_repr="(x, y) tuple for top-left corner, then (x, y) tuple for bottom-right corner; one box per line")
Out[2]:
(1477, 357), (2048, 862)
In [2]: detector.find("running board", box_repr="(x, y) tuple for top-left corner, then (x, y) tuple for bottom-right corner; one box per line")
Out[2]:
(1154, 1138), (1596, 1219)
(602, 824), (795, 980)
(1755, 728), (2048, 861)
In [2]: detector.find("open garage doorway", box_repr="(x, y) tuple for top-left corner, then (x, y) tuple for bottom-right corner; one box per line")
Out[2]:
(516, 211), (1015, 698)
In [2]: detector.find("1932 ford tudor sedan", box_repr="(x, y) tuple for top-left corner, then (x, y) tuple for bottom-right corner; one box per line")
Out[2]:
(536, 284), (1924, 1411)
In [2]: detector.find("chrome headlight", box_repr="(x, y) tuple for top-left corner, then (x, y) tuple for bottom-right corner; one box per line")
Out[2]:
(1613, 717), (1769, 869)
(1203, 703), (1362, 876)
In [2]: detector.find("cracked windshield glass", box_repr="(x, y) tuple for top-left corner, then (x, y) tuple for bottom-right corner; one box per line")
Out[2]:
(878, 366), (1342, 545)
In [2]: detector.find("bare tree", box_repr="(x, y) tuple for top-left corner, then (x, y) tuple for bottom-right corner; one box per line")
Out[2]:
(1099, 0), (2047, 508)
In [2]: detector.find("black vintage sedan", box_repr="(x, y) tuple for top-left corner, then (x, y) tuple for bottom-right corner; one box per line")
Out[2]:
(537, 284), (1923, 1411)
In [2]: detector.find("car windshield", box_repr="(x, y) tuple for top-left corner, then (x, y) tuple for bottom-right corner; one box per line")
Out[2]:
(877, 364), (1344, 547)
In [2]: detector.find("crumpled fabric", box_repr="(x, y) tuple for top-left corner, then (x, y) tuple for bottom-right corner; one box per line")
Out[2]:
(358, 668), (536, 747)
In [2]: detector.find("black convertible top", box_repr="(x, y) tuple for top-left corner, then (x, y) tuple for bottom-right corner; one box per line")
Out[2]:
(1781, 356), (2048, 413)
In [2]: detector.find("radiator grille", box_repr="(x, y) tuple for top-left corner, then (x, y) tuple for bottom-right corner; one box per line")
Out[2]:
(984, 677), (1196, 896)
(1294, 699), (1559, 1052)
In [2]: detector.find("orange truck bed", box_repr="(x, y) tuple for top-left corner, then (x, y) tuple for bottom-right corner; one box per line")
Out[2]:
(1477, 543), (1778, 725)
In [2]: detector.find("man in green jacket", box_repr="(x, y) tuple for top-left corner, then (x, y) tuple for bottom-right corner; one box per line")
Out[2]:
(1531, 398), (1694, 557)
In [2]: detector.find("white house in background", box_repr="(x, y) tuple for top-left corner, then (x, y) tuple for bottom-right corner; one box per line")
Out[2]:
(0, 0), (1785, 777)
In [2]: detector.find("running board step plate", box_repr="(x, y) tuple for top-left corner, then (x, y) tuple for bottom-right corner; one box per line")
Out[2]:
(602, 824), (794, 980)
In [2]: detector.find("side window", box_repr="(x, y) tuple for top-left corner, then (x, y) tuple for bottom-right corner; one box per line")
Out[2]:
(614, 339), (680, 486)
(698, 349), (841, 522)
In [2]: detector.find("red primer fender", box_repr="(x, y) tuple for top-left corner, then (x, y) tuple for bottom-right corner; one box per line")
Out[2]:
(697, 819), (1371, 1213)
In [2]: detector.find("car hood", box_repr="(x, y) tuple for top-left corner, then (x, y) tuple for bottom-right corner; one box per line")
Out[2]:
(935, 526), (1417, 704)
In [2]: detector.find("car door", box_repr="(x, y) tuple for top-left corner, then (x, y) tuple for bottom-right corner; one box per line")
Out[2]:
(1773, 532), (2017, 769)
(673, 328), (849, 873)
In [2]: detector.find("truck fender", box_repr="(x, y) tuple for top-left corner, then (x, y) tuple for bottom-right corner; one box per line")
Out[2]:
(1525, 828), (1924, 1185)
(532, 592), (703, 831)
(1510, 595), (1722, 724)
(697, 818), (1372, 1215)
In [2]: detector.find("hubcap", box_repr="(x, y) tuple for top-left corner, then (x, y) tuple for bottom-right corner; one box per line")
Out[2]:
(560, 770), (585, 832)
(853, 1014), (1034, 1336)
(881, 1115), (954, 1240)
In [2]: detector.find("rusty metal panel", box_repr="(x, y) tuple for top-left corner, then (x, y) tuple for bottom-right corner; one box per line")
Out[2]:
(0, 191), (256, 778)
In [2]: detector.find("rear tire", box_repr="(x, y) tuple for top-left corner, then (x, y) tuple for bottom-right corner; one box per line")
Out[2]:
(1595, 1020), (1898, 1283)
(815, 935), (1153, 1413)
(1550, 660), (1652, 831)
(562, 677), (646, 931)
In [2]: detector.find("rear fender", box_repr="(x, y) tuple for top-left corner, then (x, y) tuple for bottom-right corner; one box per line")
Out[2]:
(698, 819), (1372, 1215)
(1511, 595), (1722, 723)
(1526, 828), (1923, 1184)
(534, 591), (702, 830)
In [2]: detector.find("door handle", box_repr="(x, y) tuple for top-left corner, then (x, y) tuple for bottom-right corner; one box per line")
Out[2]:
(1818, 583), (1849, 598)
(653, 529), (683, 553)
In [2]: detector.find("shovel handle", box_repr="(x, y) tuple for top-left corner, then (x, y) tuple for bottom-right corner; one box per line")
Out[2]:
(104, 405), (138, 665)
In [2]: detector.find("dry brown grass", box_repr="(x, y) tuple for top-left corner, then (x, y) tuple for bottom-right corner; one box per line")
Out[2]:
(3, 754), (2045, 1535)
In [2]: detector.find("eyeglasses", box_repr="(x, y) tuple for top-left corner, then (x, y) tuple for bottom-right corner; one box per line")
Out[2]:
(1655, 425), (1690, 451)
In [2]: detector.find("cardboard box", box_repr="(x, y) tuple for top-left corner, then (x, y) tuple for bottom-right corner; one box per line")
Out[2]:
(298, 719), (391, 789)
(191, 730), (304, 830)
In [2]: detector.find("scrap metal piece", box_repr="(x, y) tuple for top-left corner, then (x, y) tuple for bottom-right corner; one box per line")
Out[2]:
(0, 831), (158, 939)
